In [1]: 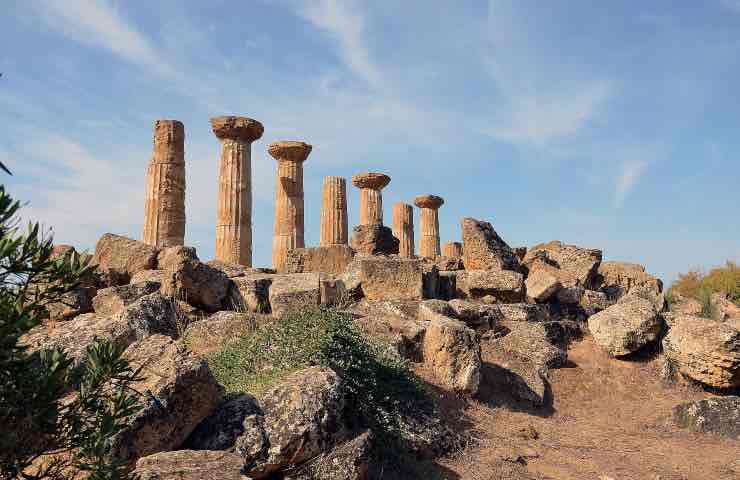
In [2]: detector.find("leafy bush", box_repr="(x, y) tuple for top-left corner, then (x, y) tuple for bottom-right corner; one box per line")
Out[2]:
(670, 261), (740, 306)
(208, 306), (437, 460)
(0, 185), (143, 479)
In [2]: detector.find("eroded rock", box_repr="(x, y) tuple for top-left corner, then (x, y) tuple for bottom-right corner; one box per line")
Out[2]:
(422, 316), (481, 394)
(456, 269), (525, 302)
(135, 450), (247, 480)
(673, 396), (740, 439)
(588, 295), (663, 356)
(284, 245), (355, 275)
(461, 217), (520, 271)
(93, 233), (159, 284)
(92, 281), (161, 316)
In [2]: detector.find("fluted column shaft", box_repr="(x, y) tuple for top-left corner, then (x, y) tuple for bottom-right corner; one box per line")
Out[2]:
(273, 160), (305, 271)
(320, 176), (348, 246)
(216, 139), (252, 265)
(392, 203), (414, 258)
(143, 120), (186, 247)
(443, 241), (463, 257)
(419, 208), (441, 258)
(359, 188), (383, 226)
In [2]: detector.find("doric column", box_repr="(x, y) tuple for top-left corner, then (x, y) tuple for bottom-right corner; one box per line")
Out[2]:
(269, 141), (312, 272)
(414, 194), (444, 258)
(351, 172), (390, 226)
(392, 203), (414, 258)
(443, 241), (463, 258)
(143, 120), (186, 248)
(320, 176), (348, 246)
(211, 116), (264, 266)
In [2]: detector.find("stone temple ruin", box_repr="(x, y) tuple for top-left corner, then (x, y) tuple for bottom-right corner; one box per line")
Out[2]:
(142, 115), (457, 271)
(26, 115), (738, 479)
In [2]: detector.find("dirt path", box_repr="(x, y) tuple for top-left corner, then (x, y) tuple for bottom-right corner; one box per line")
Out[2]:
(434, 336), (739, 480)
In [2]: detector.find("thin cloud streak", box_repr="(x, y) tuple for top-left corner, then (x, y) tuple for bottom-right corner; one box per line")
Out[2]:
(614, 160), (648, 207)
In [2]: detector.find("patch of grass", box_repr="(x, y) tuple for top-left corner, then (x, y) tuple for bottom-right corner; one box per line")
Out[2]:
(207, 306), (440, 465)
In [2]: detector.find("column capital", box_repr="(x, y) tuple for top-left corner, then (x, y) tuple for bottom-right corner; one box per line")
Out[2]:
(268, 141), (312, 163)
(414, 194), (444, 210)
(210, 116), (264, 143)
(352, 172), (390, 190)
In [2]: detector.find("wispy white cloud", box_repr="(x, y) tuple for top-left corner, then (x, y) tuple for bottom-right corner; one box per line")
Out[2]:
(295, 0), (381, 86)
(614, 159), (648, 207)
(29, 0), (171, 76)
(483, 0), (611, 146)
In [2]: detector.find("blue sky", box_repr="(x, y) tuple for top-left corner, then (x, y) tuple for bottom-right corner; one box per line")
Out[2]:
(1, 0), (738, 283)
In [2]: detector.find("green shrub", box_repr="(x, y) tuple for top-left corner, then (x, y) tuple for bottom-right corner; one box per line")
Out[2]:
(671, 261), (740, 306)
(0, 185), (143, 479)
(208, 306), (436, 461)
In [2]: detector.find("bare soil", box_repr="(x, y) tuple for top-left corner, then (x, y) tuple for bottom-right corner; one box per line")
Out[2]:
(415, 336), (739, 480)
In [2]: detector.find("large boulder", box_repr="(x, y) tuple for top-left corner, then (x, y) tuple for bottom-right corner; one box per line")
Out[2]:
(21, 293), (178, 366)
(447, 299), (502, 331)
(456, 269), (525, 302)
(228, 273), (273, 313)
(351, 257), (424, 301)
(588, 295), (663, 356)
(422, 316), (481, 394)
(579, 289), (613, 316)
(135, 450), (247, 480)
(92, 281), (161, 316)
(662, 315), (740, 388)
(268, 273), (321, 317)
(350, 225), (399, 256)
(284, 245), (355, 275)
(186, 394), (262, 451)
(158, 246), (230, 313)
(112, 335), (222, 462)
(236, 367), (347, 478)
(93, 233), (159, 284)
(673, 396), (740, 439)
(595, 261), (663, 303)
(285, 431), (372, 480)
(496, 322), (566, 369)
(523, 241), (602, 289)
(461, 217), (520, 271)
(497, 303), (552, 323)
(525, 269), (562, 302)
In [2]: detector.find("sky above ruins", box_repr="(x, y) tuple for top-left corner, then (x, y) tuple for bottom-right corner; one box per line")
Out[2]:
(1, 0), (739, 283)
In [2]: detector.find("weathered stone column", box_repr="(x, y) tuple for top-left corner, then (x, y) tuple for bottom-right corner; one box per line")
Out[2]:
(211, 116), (264, 266)
(143, 120), (186, 247)
(414, 195), (444, 258)
(269, 141), (312, 271)
(443, 241), (463, 258)
(392, 203), (414, 258)
(352, 173), (390, 226)
(320, 176), (348, 246)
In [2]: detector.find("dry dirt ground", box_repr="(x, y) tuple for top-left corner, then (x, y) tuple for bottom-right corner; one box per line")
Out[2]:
(411, 336), (739, 480)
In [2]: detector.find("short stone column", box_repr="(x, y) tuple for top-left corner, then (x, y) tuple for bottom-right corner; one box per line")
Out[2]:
(143, 120), (186, 247)
(320, 176), (348, 246)
(352, 173), (390, 226)
(211, 116), (264, 266)
(269, 141), (312, 272)
(414, 195), (444, 258)
(443, 241), (463, 258)
(392, 203), (415, 258)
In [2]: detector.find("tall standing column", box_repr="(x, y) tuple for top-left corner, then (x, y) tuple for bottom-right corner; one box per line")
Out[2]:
(392, 203), (414, 258)
(351, 172), (390, 226)
(143, 120), (186, 247)
(414, 194), (444, 258)
(443, 241), (463, 258)
(269, 141), (312, 272)
(211, 116), (264, 266)
(320, 176), (348, 246)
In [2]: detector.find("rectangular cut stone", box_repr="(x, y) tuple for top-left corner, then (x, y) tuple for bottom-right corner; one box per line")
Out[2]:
(456, 269), (525, 302)
(283, 245), (355, 275)
(356, 257), (424, 301)
(268, 273), (321, 317)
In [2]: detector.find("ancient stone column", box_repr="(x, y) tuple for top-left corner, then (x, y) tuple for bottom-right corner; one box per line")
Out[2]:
(352, 173), (390, 226)
(414, 194), (444, 258)
(392, 203), (414, 258)
(143, 120), (186, 248)
(320, 176), (348, 246)
(443, 241), (463, 258)
(211, 116), (264, 266)
(269, 141), (312, 271)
